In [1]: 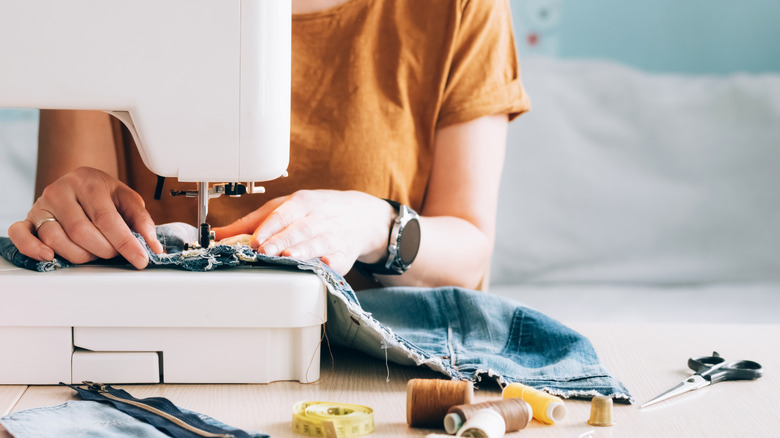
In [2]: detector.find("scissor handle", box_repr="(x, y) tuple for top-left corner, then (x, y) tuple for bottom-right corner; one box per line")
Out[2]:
(688, 352), (725, 372)
(689, 353), (763, 384)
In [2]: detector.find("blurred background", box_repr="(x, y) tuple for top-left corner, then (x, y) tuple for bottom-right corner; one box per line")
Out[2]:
(497, 0), (780, 323)
(511, 0), (780, 74)
(1, 0), (779, 323)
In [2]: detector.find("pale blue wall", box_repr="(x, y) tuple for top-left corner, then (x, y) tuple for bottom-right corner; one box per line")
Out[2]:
(511, 0), (780, 74)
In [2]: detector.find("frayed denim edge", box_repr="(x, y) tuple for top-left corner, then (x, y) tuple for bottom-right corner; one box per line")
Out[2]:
(471, 368), (634, 403)
(297, 263), (459, 379)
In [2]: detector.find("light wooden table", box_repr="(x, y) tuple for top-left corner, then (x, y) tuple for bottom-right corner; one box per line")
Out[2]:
(2, 324), (777, 437)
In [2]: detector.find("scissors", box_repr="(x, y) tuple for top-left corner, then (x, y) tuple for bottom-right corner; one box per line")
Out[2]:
(641, 351), (763, 408)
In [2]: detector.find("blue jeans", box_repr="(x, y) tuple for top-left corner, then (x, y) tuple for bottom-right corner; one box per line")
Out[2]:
(0, 400), (266, 438)
(352, 287), (622, 395)
(0, 223), (631, 401)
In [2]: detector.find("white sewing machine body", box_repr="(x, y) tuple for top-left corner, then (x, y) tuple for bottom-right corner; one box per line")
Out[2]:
(0, 0), (292, 182)
(0, 256), (327, 384)
(0, 0), (329, 384)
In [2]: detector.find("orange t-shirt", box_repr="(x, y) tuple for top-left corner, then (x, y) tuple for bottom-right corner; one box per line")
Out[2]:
(113, 0), (530, 284)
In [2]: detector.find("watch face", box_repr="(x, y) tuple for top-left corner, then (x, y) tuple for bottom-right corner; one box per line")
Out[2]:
(399, 218), (421, 264)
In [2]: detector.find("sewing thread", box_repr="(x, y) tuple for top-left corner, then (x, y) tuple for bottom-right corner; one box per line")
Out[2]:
(406, 379), (474, 428)
(502, 383), (566, 425)
(444, 398), (533, 434)
(457, 409), (506, 438)
(292, 401), (374, 437)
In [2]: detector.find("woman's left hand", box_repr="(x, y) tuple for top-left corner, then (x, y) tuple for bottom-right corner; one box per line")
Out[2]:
(213, 190), (393, 275)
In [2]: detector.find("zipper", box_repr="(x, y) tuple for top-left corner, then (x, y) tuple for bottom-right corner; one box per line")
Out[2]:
(83, 382), (234, 438)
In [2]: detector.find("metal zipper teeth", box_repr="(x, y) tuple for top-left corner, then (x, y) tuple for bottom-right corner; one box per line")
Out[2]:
(98, 391), (234, 438)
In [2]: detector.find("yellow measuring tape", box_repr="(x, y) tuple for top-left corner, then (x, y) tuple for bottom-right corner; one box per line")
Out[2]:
(292, 401), (374, 438)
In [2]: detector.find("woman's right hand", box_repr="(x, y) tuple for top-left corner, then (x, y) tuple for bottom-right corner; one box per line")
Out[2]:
(7, 166), (163, 269)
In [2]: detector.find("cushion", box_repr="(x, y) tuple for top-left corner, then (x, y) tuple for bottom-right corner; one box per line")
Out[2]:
(491, 57), (780, 285)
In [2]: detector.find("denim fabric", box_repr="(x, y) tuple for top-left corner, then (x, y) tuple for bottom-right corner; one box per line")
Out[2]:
(65, 383), (266, 438)
(0, 223), (632, 402)
(0, 400), (266, 438)
(0, 401), (176, 438)
(0, 235), (71, 271)
(354, 287), (626, 396)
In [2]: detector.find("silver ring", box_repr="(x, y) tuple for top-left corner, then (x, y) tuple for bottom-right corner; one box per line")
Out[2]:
(34, 217), (58, 232)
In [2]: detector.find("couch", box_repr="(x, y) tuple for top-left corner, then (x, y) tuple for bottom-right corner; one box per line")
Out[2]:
(489, 57), (780, 324)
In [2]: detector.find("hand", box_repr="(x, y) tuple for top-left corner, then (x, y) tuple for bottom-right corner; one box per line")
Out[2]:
(214, 190), (393, 275)
(8, 166), (163, 269)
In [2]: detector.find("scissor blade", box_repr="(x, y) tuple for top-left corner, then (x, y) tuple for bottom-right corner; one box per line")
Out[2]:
(641, 375), (710, 408)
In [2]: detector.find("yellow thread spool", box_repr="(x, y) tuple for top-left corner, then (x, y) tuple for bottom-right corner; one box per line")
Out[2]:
(502, 383), (566, 425)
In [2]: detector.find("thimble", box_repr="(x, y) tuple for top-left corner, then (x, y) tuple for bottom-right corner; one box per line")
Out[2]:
(587, 395), (615, 427)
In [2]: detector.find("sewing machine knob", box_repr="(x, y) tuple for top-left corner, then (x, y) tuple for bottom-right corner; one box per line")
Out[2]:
(225, 183), (247, 197)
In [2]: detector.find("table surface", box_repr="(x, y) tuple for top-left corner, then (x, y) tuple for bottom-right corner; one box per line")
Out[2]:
(2, 323), (777, 438)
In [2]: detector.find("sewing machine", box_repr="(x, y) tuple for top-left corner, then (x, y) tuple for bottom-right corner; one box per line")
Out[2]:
(0, 0), (328, 384)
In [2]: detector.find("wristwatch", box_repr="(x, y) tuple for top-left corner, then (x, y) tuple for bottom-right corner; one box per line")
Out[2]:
(359, 199), (421, 275)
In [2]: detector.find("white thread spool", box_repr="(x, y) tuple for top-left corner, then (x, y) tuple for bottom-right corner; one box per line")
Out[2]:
(456, 409), (506, 438)
(444, 399), (533, 434)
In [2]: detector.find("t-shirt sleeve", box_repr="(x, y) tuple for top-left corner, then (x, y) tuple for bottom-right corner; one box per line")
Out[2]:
(437, 0), (530, 128)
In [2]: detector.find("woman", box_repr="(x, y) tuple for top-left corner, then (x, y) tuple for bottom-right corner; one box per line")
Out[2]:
(9, 0), (529, 290)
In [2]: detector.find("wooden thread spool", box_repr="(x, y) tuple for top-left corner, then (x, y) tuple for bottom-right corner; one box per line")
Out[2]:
(406, 379), (474, 428)
(444, 399), (533, 434)
(502, 383), (566, 425)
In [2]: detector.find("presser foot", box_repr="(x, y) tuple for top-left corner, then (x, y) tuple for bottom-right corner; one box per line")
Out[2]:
(184, 224), (215, 250)
(168, 181), (265, 251)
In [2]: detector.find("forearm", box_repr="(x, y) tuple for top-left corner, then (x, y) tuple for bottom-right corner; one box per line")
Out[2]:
(374, 215), (493, 290)
(36, 110), (117, 198)
(364, 114), (507, 289)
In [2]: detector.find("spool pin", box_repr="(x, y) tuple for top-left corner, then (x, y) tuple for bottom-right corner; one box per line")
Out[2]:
(587, 395), (615, 427)
(407, 379), (474, 428)
(502, 383), (566, 425)
(444, 399), (532, 434)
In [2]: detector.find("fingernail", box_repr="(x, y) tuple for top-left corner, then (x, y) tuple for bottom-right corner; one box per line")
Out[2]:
(131, 253), (148, 269)
(39, 249), (54, 261)
(262, 244), (278, 256)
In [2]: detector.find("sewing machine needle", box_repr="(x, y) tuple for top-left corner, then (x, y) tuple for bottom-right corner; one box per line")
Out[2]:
(197, 182), (210, 248)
